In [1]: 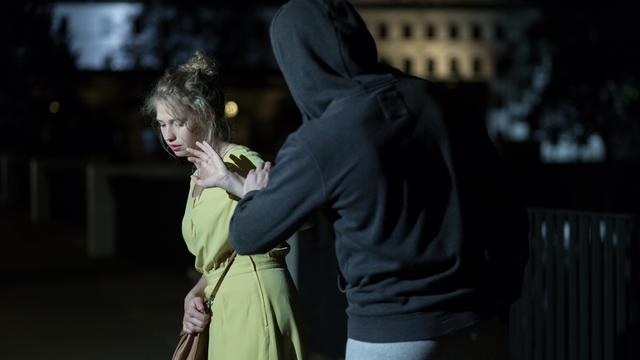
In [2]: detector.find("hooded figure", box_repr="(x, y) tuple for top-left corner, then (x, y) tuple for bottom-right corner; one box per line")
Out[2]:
(230, 0), (528, 356)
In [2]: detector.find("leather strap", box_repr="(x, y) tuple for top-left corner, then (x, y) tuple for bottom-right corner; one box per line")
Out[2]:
(205, 251), (237, 309)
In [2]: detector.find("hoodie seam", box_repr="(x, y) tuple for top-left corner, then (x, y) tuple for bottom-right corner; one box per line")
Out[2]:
(294, 135), (329, 203)
(323, 0), (360, 82)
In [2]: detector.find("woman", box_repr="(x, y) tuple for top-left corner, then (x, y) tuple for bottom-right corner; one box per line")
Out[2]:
(143, 51), (305, 359)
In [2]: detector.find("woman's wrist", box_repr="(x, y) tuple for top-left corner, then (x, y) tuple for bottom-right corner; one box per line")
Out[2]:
(185, 288), (204, 304)
(224, 172), (246, 198)
(184, 292), (196, 305)
(218, 172), (234, 192)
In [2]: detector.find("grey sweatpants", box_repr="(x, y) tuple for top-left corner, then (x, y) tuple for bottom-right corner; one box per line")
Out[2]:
(345, 316), (510, 360)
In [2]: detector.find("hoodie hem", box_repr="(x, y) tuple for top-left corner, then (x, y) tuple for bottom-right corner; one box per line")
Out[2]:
(347, 311), (487, 342)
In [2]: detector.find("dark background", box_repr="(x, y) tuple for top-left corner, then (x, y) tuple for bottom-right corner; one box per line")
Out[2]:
(1, 1), (638, 359)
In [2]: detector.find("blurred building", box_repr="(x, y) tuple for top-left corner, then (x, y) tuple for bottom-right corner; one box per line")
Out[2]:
(353, 0), (538, 82)
(354, 1), (607, 163)
(355, 1), (542, 147)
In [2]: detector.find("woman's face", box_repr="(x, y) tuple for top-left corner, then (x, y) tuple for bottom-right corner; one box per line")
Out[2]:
(155, 102), (201, 157)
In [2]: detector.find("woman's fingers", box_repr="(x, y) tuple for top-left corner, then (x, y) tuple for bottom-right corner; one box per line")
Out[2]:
(196, 141), (221, 162)
(182, 296), (212, 334)
(243, 167), (269, 195)
(255, 169), (264, 183)
(195, 141), (211, 156)
(187, 156), (202, 166)
(189, 312), (210, 324)
(186, 146), (208, 161)
(195, 142), (226, 168)
(184, 312), (210, 330)
(186, 316), (205, 328)
(197, 141), (217, 158)
(183, 320), (208, 334)
(258, 171), (269, 187)
(208, 143), (221, 161)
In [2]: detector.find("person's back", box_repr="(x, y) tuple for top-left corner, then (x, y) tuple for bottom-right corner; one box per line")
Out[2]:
(281, 72), (528, 341)
(229, 0), (529, 357)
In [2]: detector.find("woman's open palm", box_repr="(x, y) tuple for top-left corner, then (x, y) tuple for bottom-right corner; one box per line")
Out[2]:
(187, 141), (231, 189)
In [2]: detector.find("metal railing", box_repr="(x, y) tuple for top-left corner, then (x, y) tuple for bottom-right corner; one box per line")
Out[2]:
(510, 209), (638, 360)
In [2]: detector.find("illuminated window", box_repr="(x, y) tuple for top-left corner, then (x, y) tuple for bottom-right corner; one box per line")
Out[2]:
(378, 23), (388, 39)
(472, 57), (482, 76)
(404, 58), (413, 74)
(450, 58), (460, 77)
(449, 23), (459, 40)
(403, 23), (413, 39)
(471, 23), (483, 41)
(425, 23), (436, 39)
(426, 58), (436, 77)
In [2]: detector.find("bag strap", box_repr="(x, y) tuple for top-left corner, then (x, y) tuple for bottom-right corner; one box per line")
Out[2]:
(206, 251), (237, 306)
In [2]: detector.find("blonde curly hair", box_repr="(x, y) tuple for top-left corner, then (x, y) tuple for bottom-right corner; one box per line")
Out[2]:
(143, 51), (230, 155)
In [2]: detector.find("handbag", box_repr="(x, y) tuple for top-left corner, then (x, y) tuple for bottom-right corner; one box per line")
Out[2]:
(172, 252), (237, 360)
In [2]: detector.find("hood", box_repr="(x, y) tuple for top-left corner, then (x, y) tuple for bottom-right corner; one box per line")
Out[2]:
(270, 0), (391, 120)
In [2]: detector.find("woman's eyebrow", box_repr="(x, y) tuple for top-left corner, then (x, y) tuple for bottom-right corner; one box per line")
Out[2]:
(156, 118), (182, 123)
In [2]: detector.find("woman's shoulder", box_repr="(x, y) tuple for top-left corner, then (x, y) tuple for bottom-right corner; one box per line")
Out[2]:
(224, 144), (264, 176)
(225, 144), (262, 162)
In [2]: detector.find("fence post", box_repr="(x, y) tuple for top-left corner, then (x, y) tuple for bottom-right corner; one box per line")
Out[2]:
(591, 217), (604, 360)
(86, 164), (116, 257)
(567, 214), (579, 360)
(512, 209), (637, 360)
(29, 158), (50, 223)
(0, 155), (8, 206)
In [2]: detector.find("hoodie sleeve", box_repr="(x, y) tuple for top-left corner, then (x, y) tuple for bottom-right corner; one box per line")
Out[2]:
(229, 134), (327, 255)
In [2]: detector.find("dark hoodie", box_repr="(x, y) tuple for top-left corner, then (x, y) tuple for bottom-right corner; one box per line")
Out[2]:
(229, 0), (529, 342)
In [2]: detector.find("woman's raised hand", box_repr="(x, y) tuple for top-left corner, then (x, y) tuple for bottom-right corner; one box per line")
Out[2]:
(187, 141), (231, 189)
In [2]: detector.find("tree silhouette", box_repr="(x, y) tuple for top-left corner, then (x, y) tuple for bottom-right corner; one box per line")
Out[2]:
(124, 3), (279, 80)
(1, 3), (85, 157)
(525, 4), (640, 162)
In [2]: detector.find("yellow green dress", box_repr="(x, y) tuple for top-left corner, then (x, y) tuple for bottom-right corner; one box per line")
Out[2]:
(181, 144), (306, 359)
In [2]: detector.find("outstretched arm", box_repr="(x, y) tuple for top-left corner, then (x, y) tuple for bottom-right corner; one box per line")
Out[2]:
(229, 135), (326, 255)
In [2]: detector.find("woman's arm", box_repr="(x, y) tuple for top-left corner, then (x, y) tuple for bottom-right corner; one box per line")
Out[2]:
(185, 274), (207, 303)
(187, 141), (262, 198)
(182, 274), (211, 334)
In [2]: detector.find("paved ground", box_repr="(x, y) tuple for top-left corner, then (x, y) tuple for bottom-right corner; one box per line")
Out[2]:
(0, 207), (343, 360)
(0, 208), (192, 359)
(1, 266), (190, 360)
